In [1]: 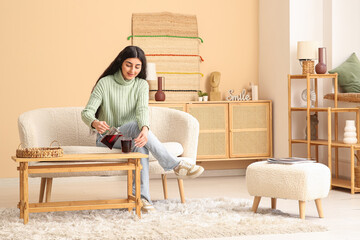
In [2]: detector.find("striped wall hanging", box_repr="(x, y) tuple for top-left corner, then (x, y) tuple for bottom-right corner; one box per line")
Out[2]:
(131, 12), (203, 101)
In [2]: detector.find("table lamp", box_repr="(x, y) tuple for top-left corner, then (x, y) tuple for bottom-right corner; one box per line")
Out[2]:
(146, 63), (165, 101)
(146, 63), (157, 81)
(297, 41), (318, 74)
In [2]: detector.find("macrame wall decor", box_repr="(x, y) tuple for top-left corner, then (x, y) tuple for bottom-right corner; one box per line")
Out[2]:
(129, 12), (204, 101)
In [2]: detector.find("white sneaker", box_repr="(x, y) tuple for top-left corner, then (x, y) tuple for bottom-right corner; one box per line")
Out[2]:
(173, 160), (204, 179)
(141, 198), (156, 213)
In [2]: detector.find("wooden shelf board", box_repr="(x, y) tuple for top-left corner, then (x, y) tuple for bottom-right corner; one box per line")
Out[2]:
(332, 108), (359, 112)
(331, 178), (360, 192)
(289, 74), (337, 79)
(291, 107), (328, 112)
(290, 107), (359, 112)
(291, 139), (360, 148)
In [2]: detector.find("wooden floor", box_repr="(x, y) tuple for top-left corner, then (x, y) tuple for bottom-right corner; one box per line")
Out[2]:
(1, 174), (360, 240)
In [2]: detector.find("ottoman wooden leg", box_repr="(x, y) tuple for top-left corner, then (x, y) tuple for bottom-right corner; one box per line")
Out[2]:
(299, 200), (305, 219)
(271, 198), (277, 209)
(315, 199), (324, 218)
(252, 196), (261, 212)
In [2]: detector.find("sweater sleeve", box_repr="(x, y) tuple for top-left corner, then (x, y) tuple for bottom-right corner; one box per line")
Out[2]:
(136, 80), (150, 130)
(81, 80), (104, 128)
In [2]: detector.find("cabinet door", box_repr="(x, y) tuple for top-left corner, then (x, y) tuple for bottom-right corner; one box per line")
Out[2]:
(187, 103), (228, 159)
(229, 102), (271, 157)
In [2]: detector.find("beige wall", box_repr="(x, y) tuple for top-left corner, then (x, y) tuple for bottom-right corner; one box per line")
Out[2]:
(0, 0), (259, 178)
(259, 0), (290, 158)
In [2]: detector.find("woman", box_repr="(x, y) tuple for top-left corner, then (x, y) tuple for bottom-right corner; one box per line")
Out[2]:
(81, 46), (204, 212)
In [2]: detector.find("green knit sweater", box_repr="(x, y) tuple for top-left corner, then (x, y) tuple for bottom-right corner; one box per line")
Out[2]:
(81, 70), (149, 130)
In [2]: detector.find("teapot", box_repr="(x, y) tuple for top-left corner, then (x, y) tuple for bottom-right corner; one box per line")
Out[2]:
(100, 127), (122, 149)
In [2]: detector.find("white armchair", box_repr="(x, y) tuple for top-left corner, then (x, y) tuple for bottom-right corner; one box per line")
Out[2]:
(17, 106), (200, 203)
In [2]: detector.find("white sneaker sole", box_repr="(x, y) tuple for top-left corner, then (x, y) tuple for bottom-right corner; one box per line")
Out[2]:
(141, 207), (156, 213)
(176, 166), (204, 179)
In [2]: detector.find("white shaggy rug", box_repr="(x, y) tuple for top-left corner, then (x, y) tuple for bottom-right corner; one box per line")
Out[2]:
(0, 198), (326, 240)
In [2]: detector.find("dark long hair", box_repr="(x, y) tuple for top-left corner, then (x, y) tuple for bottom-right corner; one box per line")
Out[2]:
(91, 46), (147, 92)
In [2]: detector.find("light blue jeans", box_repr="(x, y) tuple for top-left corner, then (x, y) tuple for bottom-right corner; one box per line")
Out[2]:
(96, 121), (180, 203)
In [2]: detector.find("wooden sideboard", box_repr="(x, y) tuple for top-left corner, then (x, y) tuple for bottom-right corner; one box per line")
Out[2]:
(149, 100), (273, 170)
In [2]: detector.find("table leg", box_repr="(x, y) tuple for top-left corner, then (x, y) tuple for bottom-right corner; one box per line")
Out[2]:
(19, 163), (24, 219)
(351, 146), (355, 194)
(23, 162), (29, 224)
(127, 168), (133, 212)
(135, 158), (141, 218)
(39, 178), (46, 203)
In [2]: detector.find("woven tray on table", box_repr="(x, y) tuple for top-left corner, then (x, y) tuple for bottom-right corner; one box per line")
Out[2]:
(16, 140), (63, 158)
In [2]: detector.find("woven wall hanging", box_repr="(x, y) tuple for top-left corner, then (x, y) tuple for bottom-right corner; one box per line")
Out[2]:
(131, 12), (203, 101)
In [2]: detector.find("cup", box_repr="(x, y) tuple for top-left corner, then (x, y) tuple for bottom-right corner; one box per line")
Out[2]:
(121, 137), (133, 153)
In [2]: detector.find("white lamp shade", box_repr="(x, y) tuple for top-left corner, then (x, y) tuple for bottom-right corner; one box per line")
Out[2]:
(297, 41), (319, 60)
(146, 63), (157, 80)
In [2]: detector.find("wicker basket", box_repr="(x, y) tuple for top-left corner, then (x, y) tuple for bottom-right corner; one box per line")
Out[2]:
(16, 140), (63, 158)
(302, 60), (315, 74)
(355, 155), (360, 188)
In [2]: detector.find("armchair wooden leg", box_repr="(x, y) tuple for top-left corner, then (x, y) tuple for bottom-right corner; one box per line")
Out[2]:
(161, 174), (168, 200)
(252, 196), (261, 212)
(177, 179), (185, 203)
(299, 200), (306, 219)
(45, 178), (53, 203)
(271, 198), (277, 209)
(315, 199), (324, 218)
(39, 178), (46, 203)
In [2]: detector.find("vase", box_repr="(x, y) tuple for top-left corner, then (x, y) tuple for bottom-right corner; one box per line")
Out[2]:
(343, 120), (357, 144)
(315, 47), (327, 74)
(305, 114), (319, 140)
(155, 77), (165, 101)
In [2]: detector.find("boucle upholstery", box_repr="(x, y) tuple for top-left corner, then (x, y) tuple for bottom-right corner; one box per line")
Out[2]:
(246, 161), (330, 201)
(18, 106), (199, 177)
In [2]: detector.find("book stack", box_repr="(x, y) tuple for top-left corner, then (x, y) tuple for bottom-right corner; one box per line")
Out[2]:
(267, 157), (316, 164)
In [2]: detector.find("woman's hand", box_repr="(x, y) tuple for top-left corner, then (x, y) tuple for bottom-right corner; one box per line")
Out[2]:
(92, 120), (110, 134)
(134, 126), (149, 148)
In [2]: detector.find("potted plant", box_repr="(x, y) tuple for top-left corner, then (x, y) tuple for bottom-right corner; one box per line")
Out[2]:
(198, 90), (209, 101)
(202, 92), (208, 101)
(198, 90), (203, 101)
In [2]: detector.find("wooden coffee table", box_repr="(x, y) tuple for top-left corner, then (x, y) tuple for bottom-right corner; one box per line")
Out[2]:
(11, 153), (148, 224)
